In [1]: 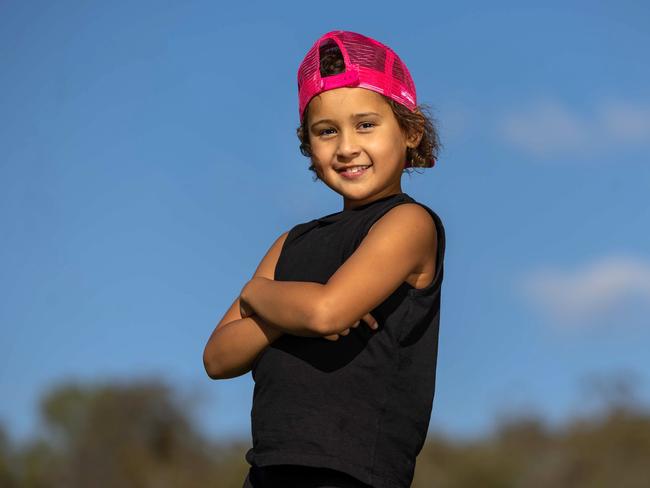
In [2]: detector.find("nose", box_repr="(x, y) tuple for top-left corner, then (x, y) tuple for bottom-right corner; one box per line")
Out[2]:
(335, 129), (362, 160)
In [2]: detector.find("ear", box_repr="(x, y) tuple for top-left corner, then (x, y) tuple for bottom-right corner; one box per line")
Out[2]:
(406, 127), (424, 149)
(405, 110), (425, 149)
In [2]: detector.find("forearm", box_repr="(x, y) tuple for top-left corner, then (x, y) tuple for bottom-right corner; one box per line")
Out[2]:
(203, 315), (284, 380)
(241, 277), (328, 336)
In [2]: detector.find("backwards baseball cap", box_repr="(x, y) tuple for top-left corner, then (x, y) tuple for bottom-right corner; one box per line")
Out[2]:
(297, 30), (418, 123)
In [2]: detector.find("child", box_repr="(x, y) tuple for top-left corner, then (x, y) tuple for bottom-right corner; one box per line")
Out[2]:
(203, 30), (446, 488)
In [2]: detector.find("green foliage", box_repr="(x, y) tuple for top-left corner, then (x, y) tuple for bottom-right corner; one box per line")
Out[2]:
(4, 378), (226, 488)
(1, 377), (649, 487)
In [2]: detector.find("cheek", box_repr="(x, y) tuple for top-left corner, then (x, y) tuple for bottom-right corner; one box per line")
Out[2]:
(309, 146), (330, 169)
(311, 141), (335, 160)
(368, 138), (403, 159)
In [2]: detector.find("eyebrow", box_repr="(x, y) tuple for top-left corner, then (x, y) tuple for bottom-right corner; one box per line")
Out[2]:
(310, 112), (382, 130)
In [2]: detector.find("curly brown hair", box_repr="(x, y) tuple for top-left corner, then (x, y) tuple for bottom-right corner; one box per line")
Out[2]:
(296, 40), (442, 182)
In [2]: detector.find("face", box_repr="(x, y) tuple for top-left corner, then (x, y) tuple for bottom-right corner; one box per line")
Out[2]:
(306, 87), (420, 210)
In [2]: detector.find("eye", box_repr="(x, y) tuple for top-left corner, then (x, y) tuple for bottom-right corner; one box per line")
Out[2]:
(318, 127), (336, 137)
(358, 122), (376, 130)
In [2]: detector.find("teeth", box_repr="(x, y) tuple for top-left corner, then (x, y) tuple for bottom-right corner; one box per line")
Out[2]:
(343, 165), (369, 173)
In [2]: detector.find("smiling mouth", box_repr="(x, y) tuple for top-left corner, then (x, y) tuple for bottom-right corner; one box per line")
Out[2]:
(338, 164), (372, 178)
(337, 164), (372, 173)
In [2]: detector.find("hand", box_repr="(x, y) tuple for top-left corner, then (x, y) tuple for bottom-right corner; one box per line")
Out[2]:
(323, 312), (379, 341)
(239, 280), (257, 319)
(239, 296), (255, 319)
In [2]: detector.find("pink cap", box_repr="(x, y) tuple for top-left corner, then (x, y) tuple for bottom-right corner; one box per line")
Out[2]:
(297, 30), (418, 123)
(298, 30), (426, 168)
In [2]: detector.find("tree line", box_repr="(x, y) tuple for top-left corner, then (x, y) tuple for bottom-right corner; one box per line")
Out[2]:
(1, 373), (648, 487)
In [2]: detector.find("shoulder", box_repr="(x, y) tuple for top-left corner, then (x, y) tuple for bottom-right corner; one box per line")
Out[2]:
(270, 229), (291, 257)
(265, 229), (291, 254)
(368, 202), (438, 247)
(366, 202), (438, 269)
(252, 230), (290, 280)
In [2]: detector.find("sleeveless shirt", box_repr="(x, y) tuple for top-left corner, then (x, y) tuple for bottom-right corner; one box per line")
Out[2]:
(245, 192), (446, 488)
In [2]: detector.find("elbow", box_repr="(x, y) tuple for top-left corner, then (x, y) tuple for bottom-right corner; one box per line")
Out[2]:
(204, 361), (249, 381)
(203, 348), (250, 380)
(203, 359), (220, 380)
(310, 298), (338, 336)
(203, 347), (225, 380)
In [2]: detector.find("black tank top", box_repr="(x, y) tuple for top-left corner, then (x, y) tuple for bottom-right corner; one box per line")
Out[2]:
(245, 192), (446, 488)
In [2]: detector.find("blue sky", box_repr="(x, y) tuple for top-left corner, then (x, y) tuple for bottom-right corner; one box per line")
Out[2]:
(2, 1), (649, 445)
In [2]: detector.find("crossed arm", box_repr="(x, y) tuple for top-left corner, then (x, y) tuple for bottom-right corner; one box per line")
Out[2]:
(202, 203), (436, 379)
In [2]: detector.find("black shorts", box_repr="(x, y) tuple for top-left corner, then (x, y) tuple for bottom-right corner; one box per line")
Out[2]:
(242, 464), (373, 488)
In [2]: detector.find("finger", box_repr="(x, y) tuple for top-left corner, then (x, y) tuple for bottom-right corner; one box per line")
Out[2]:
(340, 328), (350, 336)
(364, 313), (379, 330)
(351, 320), (360, 328)
(324, 334), (339, 341)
